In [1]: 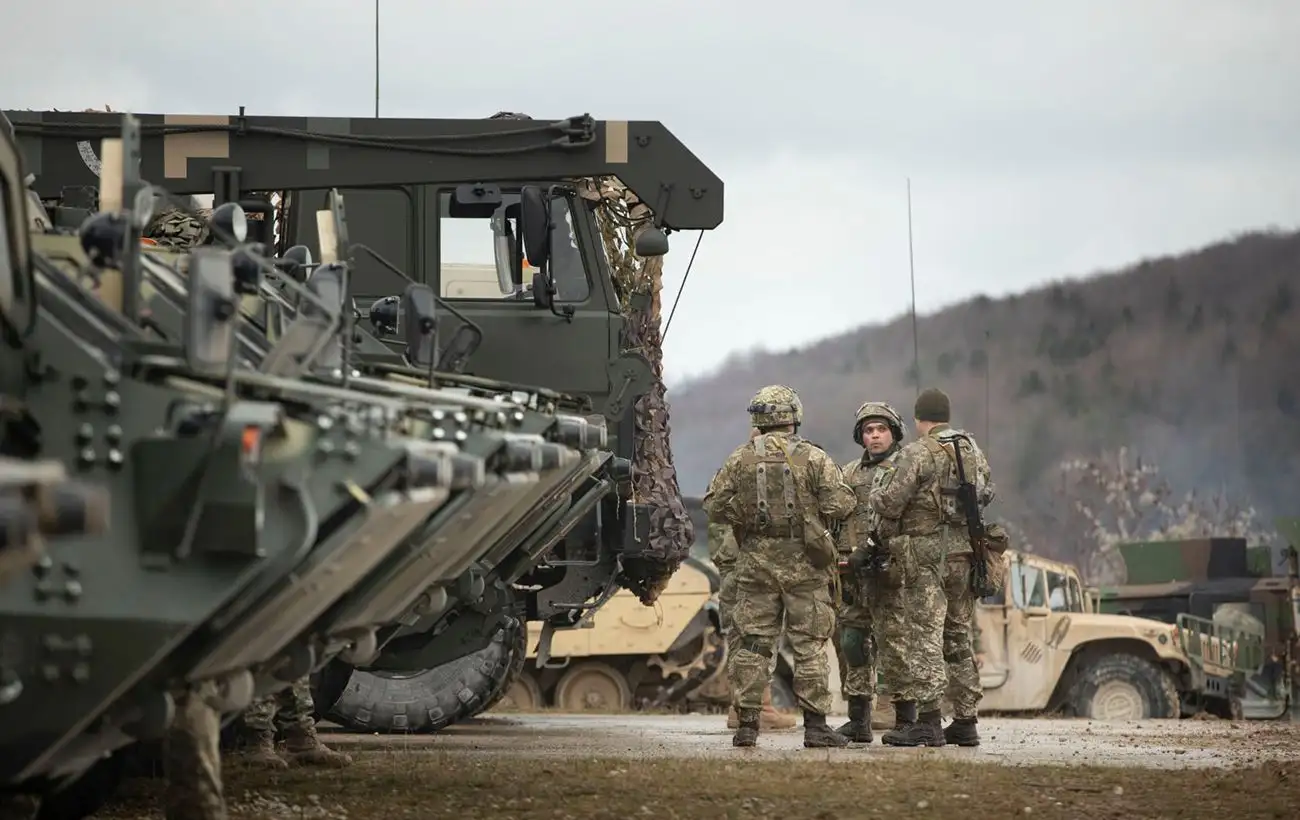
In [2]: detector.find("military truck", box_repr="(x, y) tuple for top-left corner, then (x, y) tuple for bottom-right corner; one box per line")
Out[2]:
(1096, 526), (1300, 720)
(488, 557), (724, 712)
(975, 549), (1260, 720)
(12, 107), (725, 736)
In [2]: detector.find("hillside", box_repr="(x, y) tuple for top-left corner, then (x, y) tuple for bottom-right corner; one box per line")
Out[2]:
(665, 229), (1300, 568)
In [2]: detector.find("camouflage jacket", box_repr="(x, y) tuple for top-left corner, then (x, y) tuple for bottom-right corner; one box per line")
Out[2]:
(867, 423), (994, 552)
(703, 431), (855, 587)
(836, 444), (902, 556)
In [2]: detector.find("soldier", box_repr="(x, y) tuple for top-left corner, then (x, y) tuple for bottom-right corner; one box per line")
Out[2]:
(230, 679), (353, 769)
(704, 385), (856, 748)
(867, 387), (992, 747)
(834, 401), (905, 743)
(711, 436), (797, 731)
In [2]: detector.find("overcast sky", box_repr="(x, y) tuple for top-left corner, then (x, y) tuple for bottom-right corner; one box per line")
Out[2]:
(4, 1), (1298, 384)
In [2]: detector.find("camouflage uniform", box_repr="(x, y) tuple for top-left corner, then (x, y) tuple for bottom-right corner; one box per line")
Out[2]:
(711, 514), (795, 731)
(868, 388), (992, 747)
(163, 680), (226, 820)
(833, 401), (905, 743)
(231, 677), (353, 769)
(703, 385), (856, 748)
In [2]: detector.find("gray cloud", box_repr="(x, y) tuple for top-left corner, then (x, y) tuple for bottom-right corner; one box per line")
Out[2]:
(3, 0), (1297, 382)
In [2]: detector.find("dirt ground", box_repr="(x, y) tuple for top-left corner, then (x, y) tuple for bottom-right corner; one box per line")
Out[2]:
(94, 714), (1300, 820)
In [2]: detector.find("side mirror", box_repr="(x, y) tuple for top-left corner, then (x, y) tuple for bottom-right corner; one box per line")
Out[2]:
(519, 186), (551, 270)
(184, 248), (236, 376)
(633, 226), (670, 257)
(209, 202), (248, 244)
(401, 284), (438, 367)
(490, 211), (516, 295)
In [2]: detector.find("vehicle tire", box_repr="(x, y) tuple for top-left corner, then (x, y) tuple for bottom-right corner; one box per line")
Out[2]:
(476, 619), (529, 715)
(325, 617), (524, 733)
(491, 671), (545, 712)
(1066, 653), (1180, 720)
(553, 661), (633, 712)
(310, 658), (355, 722)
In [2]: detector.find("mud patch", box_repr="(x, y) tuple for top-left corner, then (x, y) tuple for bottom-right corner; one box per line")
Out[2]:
(96, 753), (1300, 820)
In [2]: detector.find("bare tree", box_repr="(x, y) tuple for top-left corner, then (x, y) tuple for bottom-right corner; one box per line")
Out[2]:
(1043, 447), (1276, 583)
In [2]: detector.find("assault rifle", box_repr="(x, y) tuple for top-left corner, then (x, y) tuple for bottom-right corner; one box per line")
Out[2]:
(947, 433), (995, 598)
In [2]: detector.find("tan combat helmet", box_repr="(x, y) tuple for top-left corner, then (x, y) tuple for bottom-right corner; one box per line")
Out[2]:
(747, 385), (803, 429)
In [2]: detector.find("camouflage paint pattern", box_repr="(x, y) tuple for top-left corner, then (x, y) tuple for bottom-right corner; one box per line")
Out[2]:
(942, 555), (982, 718)
(704, 431), (855, 714)
(1117, 538), (1253, 584)
(163, 680), (226, 820)
(144, 206), (211, 250)
(239, 677), (316, 738)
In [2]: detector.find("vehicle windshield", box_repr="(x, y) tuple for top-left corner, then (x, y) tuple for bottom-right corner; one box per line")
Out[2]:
(438, 191), (590, 303)
(1011, 560), (1047, 609)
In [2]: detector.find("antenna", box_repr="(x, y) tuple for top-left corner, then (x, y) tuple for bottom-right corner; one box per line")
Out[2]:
(907, 177), (919, 397)
(374, 0), (380, 118)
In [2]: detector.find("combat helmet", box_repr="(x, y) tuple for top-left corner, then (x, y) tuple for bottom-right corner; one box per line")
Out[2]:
(852, 400), (904, 445)
(747, 385), (803, 429)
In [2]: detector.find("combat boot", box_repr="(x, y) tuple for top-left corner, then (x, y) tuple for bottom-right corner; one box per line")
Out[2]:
(228, 732), (289, 770)
(835, 695), (873, 743)
(883, 706), (946, 748)
(944, 716), (980, 747)
(732, 708), (761, 747)
(880, 700), (915, 746)
(282, 723), (353, 768)
(802, 710), (850, 748)
(726, 685), (796, 731)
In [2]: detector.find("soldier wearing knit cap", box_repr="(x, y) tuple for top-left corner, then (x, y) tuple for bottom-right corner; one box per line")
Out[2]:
(867, 387), (994, 747)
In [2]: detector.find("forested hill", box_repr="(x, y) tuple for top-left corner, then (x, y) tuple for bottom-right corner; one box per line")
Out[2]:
(665, 229), (1300, 560)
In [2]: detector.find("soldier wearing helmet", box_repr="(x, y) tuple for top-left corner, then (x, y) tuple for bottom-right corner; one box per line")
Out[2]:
(867, 387), (995, 748)
(831, 400), (905, 743)
(714, 428), (797, 733)
(703, 385), (856, 748)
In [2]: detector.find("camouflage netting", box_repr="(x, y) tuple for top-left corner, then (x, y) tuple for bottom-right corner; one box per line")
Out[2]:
(578, 177), (695, 605)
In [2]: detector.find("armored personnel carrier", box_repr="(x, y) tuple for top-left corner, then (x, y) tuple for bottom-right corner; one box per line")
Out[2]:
(9, 108), (725, 743)
(1, 112), (667, 818)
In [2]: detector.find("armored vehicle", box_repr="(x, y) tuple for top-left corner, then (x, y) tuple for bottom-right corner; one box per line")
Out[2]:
(488, 556), (723, 713)
(1097, 526), (1300, 720)
(10, 108), (725, 734)
(975, 550), (1260, 720)
(2, 116), (531, 816)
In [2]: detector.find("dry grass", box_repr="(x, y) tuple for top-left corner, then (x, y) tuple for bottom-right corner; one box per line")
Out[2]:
(95, 750), (1300, 820)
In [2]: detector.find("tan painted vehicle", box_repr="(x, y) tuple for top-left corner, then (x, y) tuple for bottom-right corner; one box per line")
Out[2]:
(491, 557), (727, 711)
(975, 550), (1260, 720)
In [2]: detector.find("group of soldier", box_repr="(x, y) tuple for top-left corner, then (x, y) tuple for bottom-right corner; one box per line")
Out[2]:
(703, 384), (997, 749)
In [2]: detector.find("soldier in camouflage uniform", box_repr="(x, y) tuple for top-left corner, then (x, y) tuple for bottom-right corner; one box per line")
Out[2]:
(230, 679), (353, 769)
(711, 446), (797, 731)
(868, 388), (993, 747)
(704, 385), (856, 748)
(833, 401), (905, 743)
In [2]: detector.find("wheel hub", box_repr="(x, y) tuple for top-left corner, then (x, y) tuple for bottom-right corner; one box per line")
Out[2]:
(1091, 680), (1144, 720)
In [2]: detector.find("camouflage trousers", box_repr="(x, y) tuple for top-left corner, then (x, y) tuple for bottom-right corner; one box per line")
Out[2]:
(943, 553), (982, 719)
(835, 574), (877, 700)
(239, 677), (316, 740)
(876, 533), (947, 712)
(718, 565), (739, 655)
(164, 680), (227, 820)
(728, 570), (836, 715)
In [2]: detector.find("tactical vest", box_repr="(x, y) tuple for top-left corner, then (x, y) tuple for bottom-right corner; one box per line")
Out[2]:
(917, 428), (986, 528)
(734, 434), (811, 539)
